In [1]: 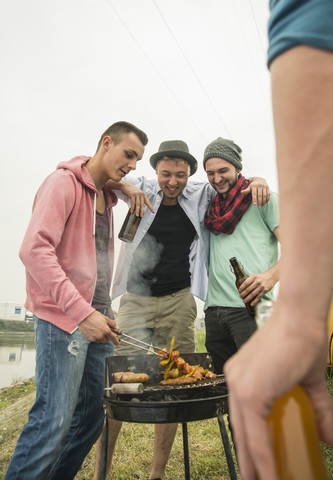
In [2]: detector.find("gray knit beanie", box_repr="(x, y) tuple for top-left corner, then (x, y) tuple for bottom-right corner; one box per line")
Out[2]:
(203, 137), (243, 170)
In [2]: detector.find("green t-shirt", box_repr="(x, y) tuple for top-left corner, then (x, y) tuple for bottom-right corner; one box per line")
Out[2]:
(204, 192), (279, 309)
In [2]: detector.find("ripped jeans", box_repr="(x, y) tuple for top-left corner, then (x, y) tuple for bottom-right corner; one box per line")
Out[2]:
(4, 315), (114, 480)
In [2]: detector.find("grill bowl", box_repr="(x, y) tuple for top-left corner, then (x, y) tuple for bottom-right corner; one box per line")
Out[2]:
(104, 353), (228, 423)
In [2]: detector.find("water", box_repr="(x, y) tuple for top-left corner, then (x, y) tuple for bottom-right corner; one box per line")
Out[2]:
(0, 332), (36, 389)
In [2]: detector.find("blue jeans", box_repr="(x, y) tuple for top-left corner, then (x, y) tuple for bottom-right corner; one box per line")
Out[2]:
(204, 306), (257, 374)
(4, 315), (114, 480)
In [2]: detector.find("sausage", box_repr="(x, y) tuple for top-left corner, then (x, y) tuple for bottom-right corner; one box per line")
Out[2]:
(160, 376), (197, 386)
(113, 372), (126, 383)
(119, 372), (149, 384)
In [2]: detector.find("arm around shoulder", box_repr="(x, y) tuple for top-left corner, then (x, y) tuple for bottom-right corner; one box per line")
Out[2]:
(106, 177), (154, 216)
(243, 177), (271, 207)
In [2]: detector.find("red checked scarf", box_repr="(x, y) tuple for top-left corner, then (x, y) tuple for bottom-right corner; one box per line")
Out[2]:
(204, 174), (252, 235)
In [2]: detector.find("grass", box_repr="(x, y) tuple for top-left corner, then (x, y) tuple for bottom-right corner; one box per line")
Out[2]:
(196, 330), (206, 353)
(0, 319), (34, 333)
(87, 419), (236, 480)
(1, 331), (333, 479)
(0, 378), (36, 411)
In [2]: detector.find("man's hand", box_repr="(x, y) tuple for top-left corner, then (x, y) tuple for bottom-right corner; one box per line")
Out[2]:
(239, 270), (277, 306)
(115, 180), (154, 217)
(78, 311), (120, 345)
(242, 177), (270, 207)
(224, 300), (333, 480)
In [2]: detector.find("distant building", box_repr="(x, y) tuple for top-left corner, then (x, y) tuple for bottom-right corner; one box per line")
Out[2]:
(0, 301), (27, 321)
(0, 346), (23, 364)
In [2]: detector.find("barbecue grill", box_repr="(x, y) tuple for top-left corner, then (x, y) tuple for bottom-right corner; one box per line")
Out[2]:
(100, 353), (237, 480)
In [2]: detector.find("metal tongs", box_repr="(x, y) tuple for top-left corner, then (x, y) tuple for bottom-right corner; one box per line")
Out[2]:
(110, 326), (166, 357)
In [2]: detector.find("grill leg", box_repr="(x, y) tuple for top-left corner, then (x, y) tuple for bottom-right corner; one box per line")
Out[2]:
(217, 408), (238, 480)
(182, 422), (191, 480)
(99, 413), (108, 480)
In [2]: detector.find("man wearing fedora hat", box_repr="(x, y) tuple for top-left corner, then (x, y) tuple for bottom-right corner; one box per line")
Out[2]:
(94, 139), (269, 480)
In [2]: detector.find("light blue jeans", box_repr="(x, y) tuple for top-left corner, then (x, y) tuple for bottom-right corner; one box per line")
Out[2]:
(4, 315), (114, 480)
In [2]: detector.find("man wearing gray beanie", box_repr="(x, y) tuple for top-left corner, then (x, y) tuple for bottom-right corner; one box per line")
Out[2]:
(203, 137), (243, 171)
(203, 136), (281, 378)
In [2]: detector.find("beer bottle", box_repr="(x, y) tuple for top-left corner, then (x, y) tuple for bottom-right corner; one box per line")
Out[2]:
(229, 257), (255, 315)
(256, 301), (329, 480)
(118, 208), (141, 243)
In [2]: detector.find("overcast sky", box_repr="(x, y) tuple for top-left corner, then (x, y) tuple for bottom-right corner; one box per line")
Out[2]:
(0, 0), (277, 310)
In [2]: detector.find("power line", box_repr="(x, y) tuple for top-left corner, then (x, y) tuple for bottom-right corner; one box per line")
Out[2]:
(152, 0), (232, 138)
(154, 0), (262, 176)
(231, 0), (268, 104)
(105, 0), (207, 142)
(248, 0), (267, 58)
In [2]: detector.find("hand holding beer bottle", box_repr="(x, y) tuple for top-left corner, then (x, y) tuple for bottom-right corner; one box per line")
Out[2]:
(229, 257), (255, 315)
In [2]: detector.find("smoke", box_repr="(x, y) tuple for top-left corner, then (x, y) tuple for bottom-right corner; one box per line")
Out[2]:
(127, 233), (164, 296)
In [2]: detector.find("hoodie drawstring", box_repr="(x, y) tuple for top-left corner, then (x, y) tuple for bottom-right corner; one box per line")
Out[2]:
(93, 194), (96, 237)
(109, 208), (113, 239)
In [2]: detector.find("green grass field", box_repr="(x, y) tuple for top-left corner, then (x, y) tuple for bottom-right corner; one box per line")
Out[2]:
(1, 329), (333, 479)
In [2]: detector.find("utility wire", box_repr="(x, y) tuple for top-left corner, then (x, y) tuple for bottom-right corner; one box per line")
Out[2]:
(155, 0), (265, 176)
(154, 1), (262, 177)
(231, 0), (268, 104)
(105, 0), (207, 142)
(152, 0), (232, 138)
(106, 0), (265, 178)
(248, 0), (267, 58)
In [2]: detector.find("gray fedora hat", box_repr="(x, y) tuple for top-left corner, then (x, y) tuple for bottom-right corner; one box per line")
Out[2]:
(149, 140), (198, 176)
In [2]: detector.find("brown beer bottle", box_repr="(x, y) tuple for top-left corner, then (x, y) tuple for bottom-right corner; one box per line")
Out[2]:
(229, 257), (255, 315)
(118, 208), (141, 243)
(256, 301), (329, 480)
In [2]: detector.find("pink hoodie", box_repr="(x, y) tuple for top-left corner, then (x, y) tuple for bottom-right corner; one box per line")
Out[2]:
(19, 156), (118, 333)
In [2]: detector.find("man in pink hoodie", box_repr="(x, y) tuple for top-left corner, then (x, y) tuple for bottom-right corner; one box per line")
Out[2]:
(4, 121), (149, 480)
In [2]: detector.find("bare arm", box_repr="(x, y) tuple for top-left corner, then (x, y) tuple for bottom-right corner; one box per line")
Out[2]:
(224, 46), (333, 480)
(242, 177), (271, 207)
(239, 227), (280, 306)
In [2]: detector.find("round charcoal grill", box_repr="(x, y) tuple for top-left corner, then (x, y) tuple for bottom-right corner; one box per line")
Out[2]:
(104, 388), (227, 423)
(100, 353), (238, 480)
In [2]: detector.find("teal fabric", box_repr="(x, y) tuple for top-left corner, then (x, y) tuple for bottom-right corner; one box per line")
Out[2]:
(268, 0), (333, 67)
(204, 192), (279, 309)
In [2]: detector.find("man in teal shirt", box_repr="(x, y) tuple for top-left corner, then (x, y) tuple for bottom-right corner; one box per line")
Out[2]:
(203, 137), (280, 374)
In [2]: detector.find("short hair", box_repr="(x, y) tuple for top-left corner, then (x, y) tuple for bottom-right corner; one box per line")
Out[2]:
(157, 156), (191, 171)
(96, 121), (148, 152)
